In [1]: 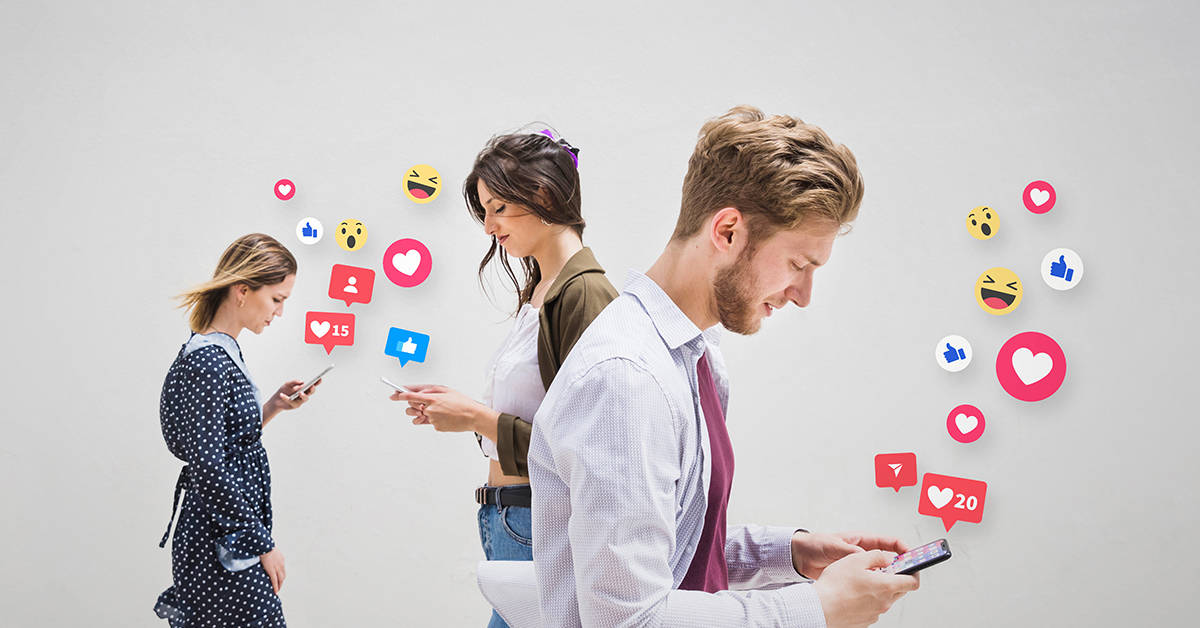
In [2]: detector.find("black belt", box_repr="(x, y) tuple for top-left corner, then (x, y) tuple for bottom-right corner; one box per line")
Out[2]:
(475, 484), (531, 508)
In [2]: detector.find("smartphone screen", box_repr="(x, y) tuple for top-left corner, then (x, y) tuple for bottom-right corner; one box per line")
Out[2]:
(884, 539), (951, 575)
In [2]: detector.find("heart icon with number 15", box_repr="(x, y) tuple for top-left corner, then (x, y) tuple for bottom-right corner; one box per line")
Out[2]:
(304, 311), (355, 354)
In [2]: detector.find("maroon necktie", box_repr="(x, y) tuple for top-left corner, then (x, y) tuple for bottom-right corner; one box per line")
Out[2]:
(679, 352), (735, 592)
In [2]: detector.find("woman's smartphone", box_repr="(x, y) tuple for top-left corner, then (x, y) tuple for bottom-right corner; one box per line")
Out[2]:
(380, 376), (414, 393)
(288, 364), (334, 400)
(883, 539), (951, 575)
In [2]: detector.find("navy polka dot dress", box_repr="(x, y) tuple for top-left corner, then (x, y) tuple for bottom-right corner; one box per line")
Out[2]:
(155, 332), (286, 627)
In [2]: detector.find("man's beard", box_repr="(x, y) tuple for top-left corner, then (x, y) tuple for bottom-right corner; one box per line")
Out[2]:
(713, 247), (763, 335)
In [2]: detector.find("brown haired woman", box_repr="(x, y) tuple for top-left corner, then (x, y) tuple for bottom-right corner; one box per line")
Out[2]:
(155, 233), (320, 627)
(389, 128), (617, 628)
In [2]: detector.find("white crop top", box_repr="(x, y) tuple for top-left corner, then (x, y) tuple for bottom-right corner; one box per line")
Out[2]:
(479, 304), (546, 460)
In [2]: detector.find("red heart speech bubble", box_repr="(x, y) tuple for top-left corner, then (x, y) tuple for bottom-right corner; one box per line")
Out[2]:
(304, 311), (355, 354)
(918, 473), (987, 531)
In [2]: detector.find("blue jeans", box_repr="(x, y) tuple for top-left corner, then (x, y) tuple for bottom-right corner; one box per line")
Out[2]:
(478, 500), (533, 628)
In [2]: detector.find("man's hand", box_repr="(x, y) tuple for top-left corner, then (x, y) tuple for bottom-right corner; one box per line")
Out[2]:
(792, 531), (910, 579)
(813, 550), (919, 628)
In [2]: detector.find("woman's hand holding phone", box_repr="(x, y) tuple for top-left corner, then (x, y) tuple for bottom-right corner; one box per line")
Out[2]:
(387, 383), (500, 436)
(262, 378), (321, 426)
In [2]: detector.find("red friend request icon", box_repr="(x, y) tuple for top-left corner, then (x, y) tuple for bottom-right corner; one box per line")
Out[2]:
(995, 331), (1066, 402)
(328, 264), (375, 307)
(874, 453), (918, 492)
(918, 472), (988, 531)
(305, 311), (355, 354)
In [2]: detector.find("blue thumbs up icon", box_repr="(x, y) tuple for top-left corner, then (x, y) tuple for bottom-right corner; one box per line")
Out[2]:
(936, 335), (972, 372)
(1049, 255), (1074, 282)
(384, 327), (430, 367)
(1040, 248), (1084, 291)
(295, 217), (324, 245)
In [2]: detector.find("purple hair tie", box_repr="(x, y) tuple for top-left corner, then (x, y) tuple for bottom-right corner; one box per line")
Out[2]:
(538, 128), (579, 168)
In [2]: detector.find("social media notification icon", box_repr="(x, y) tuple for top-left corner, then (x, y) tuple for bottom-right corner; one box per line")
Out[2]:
(874, 453), (917, 492)
(1023, 180), (1056, 214)
(935, 335), (972, 372)
(996, 331), (1066, 401)
(328, 264), (375, 307)
(383, 238), (433, 288)
(946, 404), (986, 443)
(384, 327), (430, 366)
(296, 217), (323, 245)
(274, 178), (295, 200)
(918, 472), (988, 531)
(975, 267), (1023, 315)
(305, 311), (355, 354)
(1041, 248), (1084, 291)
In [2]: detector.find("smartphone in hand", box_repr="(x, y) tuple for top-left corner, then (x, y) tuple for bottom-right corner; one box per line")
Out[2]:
(883, 539), (951, 575)
(380, 376), (414, 394)
(288, 365), (334, 401)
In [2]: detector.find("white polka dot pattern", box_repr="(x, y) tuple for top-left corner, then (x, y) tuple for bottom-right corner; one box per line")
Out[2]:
(155, 334), (286, 627)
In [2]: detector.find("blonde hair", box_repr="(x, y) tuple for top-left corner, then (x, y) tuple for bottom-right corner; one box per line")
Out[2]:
(176, 233), (298, 332)
(673, 105), (864, 241)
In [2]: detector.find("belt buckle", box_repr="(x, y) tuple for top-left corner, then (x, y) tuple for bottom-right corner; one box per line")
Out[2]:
(475, 486), (487, 505)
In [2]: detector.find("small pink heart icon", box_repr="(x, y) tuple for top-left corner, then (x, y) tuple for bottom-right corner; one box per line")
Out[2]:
(275, 178), (296, 200)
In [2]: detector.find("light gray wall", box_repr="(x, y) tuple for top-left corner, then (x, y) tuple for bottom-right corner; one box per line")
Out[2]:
(2, 1), (1196, 625)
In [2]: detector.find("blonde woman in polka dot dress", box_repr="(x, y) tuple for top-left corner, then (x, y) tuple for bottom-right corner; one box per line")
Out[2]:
(155, 233), (319, 627)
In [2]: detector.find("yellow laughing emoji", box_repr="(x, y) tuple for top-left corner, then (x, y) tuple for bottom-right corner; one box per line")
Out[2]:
(335, 219), (368, 251)
(966, 206), (998, 240)
(403, 164), (441, 204)
(975, 267), (1022, 315)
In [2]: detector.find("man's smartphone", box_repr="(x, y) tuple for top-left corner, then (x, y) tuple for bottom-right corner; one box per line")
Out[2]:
(380, 376), (414, 393)
(288, 364), (334, 401)
(883, 539), (951, 575)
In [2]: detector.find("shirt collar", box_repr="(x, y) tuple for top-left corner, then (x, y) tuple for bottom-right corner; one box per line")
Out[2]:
(183, 331), (261, 403)
(623, 270), (715, 352)
(702, 325), (723, 347)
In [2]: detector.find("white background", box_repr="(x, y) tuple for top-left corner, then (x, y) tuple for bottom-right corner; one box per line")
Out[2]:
(2, 1), (1197, 625)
